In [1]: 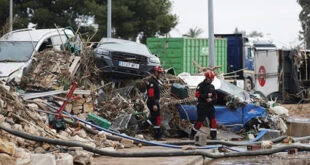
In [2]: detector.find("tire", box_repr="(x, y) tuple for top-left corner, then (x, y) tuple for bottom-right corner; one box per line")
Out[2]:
(244, 78), (253, 91)
(267, 92), (282, 101)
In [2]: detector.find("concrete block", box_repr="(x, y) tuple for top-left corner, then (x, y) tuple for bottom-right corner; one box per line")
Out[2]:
(194, 133), (207, 146)
(55, 153), (73, 165)
(30, 153), (56, 165)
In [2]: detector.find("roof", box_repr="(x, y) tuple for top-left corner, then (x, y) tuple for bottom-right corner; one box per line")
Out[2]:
(99, 38), (143, 45)
(0, 28), (74, 42)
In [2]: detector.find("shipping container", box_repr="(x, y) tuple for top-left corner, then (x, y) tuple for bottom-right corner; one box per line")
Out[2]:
(147, 38), (227, 75)
(214, 34), (244, 77)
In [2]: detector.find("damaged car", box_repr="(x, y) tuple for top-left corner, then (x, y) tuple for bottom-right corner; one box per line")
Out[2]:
(0, 28), (76, 84)
(94, 38), (160, 78)
(177, 73), (266, 130)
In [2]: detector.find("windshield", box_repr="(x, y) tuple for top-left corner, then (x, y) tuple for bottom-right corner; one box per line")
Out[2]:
(218, 80), (250, 101)
(98, 41), (152, 55)
(0, 41), (37, 62)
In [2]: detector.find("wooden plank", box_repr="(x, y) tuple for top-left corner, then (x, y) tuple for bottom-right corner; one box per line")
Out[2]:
(69, 56), (81, 77)
(22, 89), (91, 100)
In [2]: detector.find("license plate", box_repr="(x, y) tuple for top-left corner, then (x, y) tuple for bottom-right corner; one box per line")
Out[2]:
(118, 61), (139, 69)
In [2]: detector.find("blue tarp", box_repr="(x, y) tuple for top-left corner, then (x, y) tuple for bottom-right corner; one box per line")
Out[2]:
(176, 103), (266, 126)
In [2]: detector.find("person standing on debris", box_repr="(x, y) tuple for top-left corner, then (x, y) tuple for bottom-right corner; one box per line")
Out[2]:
(190, 70), (217, 140)
(146, 66), (165, 140)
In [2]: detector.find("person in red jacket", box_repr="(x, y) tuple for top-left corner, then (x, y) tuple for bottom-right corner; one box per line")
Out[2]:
(146, 66), (165, 140)
(190, 70), (217, 140)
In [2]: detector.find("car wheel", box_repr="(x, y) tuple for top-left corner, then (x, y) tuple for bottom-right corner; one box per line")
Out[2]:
(244, 78), (253, 91)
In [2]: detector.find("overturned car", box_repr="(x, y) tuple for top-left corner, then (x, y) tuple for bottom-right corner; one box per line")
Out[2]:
(94, 38), (160, 78)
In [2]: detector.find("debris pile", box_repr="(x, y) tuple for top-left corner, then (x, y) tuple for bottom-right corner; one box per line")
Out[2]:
(20, 50), (74, 90)
(0, 80), (138, 164)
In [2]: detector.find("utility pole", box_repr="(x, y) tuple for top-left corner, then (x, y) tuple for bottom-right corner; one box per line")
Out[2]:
(208, 0), (215, 67)
(107, 0), (112, 38)
(9, 0), (13, 32)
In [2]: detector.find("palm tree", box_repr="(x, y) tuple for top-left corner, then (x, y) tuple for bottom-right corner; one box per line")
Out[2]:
(183, 27), (203, 38)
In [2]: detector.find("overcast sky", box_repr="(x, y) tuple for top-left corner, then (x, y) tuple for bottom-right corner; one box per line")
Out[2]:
(169, 0), (302, 48)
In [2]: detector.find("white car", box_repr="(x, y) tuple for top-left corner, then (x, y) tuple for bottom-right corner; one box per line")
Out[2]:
(0, 28), (75, 83)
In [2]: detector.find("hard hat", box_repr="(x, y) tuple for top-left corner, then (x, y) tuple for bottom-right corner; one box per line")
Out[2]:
(154, 66), (164, 73)
(204, 70), (215, 80)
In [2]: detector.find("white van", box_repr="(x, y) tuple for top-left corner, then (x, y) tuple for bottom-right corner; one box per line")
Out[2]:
(0, 28), (75, 83)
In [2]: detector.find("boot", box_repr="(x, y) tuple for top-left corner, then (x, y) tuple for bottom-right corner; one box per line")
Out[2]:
(154, 127), (165, 141)
(210, 128), (217, 140)
(189, 128), (197, 140)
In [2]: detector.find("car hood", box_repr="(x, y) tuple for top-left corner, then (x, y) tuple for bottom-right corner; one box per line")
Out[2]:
(0, 62), (25, 77)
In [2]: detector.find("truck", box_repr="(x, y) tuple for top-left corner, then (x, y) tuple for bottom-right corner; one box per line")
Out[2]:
(215, 34), (277, 93)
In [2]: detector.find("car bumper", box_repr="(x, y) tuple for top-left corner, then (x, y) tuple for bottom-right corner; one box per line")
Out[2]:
(94, 56), (156, 78)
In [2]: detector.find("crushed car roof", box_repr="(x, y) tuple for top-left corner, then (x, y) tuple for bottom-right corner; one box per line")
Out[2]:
(0, 28), (73, 42)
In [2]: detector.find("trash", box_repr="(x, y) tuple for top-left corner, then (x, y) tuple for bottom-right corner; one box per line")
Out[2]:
(135, 134), (144, 140)
(171, 83), (189, 99)
(110, 114), (132, 131)
(22, 90), (91, 100)
(259, 129), (280, 140)
(87, 113), (111, 129)
(247, 144), (262, 151)
(261, 141), (273, 149)
(269, 106), (289, 116)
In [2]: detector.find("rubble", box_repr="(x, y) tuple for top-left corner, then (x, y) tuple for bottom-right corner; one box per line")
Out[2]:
(20, 50), (73, 90)
(0, 38), (307, 163)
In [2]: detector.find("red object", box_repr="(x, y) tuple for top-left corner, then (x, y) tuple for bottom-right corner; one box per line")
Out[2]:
(211, 119), (217, 128)
(148, 88), (155, 97)
(247, 144), (262, 151)
(156, 116), (162, 126)
(195, 121), (202, 130)
(258, 66), (266, 87)
(204, 70), (215, 80)
(195, 90), (200, 98)
(57, 82), (78, 119)
(154, 66), (164, 73)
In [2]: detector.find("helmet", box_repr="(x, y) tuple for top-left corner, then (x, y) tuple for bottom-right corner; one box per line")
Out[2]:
(204, 70), (215, 80)
(154, 66), (164, 73)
